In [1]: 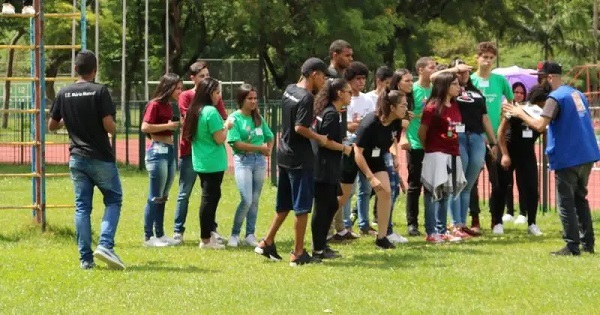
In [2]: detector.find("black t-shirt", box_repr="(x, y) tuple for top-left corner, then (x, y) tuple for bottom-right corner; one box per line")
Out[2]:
(456, 87), (487, 133)
(312, 104), (342, 184)
(50, 82), (116, 162)
(505, 115), (541, 153)
(355, 112), (402, 168)
(328, 66), (348, 139)
(277, 84), (314, 169)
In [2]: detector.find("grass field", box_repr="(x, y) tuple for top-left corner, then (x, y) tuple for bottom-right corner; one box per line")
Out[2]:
(0, 165), (598, 314)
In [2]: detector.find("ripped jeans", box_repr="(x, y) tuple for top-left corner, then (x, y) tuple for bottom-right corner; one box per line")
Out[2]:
(144, 141), (176, 239)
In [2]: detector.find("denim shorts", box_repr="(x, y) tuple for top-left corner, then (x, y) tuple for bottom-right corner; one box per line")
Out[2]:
(275, 166), (314, 215)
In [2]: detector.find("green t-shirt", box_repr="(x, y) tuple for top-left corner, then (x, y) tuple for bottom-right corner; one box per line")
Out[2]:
(470, 73), (514, 134)
(191, 106), (228, 173)
(226, 110), (274, 155)
(407, 82), (432, 150)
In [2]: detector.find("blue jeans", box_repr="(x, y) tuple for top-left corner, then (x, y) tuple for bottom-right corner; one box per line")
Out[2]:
(173, 155), (197, 234)
(451, 132), (486, 225)
(144, 142), (176, 239)
(69, 154), (122, 263)
(231, 153), (266, 236)
(424, 190), (449, 235)
(384, 153), (400, 234)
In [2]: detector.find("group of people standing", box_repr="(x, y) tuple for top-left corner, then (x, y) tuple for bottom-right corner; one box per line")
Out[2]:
(50, 38), (597, 270)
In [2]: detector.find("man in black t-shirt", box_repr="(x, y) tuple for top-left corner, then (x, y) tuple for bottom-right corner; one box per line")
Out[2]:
(48, 50), (125, 271)
(255, 57), (330, 266)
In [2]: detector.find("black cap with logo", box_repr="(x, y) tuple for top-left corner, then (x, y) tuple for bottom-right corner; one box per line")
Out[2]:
(301, 57), (337, 78)
(532, 61), (562, 75)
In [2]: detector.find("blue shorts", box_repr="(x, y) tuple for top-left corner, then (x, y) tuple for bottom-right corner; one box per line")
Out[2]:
(276, 166), (314, 215)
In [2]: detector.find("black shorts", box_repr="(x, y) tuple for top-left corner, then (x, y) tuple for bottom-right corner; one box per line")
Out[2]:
(340, 151), (387, 184)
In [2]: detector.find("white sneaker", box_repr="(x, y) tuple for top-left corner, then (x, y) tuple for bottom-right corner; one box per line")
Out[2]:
(2, 3), (15, 14)
(173, 232), (184, 243)
(200, 239), (225, 249)
(158, 235), (181, 246)
(502, 214), (514, 223)
(492, 224), (504, 235)
(21, 5), (35, 14)
(143, 236), (169, 247)
(514, 215), (527, 225)
(528, 224), (543, 236)
(387, 233), (409, 244)
(442, 232), (462, 243)
(244, 234), (259, 247)
(93, 245), (126, 270)
(211, 231), (226, 244)
(228, 235), (240, 247)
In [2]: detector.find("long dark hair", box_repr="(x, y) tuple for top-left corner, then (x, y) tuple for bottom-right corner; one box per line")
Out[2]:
(512, 82), (527, 103)
(182, 77), (220, 141)
(390, 68), (414, 111)
(377, 88), (405, 121)
(450, 58), (482, 96)
(427, 72), (458, 115)
(151, 73), (181, 103)
(237, 84), (262, 127)
(313, 78), (348, 117)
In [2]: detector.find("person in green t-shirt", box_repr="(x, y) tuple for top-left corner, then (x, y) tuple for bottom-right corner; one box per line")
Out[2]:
(468, 41), (514, 232)
(401, 57), (436, 237)
(181, 77), (229, 249)
(225, 84), (274, 248)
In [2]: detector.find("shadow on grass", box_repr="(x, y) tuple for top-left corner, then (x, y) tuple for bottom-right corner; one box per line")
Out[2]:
(126, 260), (214, 274)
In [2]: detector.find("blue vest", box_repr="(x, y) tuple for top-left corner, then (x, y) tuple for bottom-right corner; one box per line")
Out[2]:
(546, 85), (600, 170)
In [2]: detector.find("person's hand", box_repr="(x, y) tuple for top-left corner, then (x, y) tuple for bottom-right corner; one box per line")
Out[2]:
(259, 145), (271, 156)
(400, 138), (411, 151)
(406, 111), (415, 120)
(454, 64), (473, 73)
(393, 158), (399, 170)
(502, 102), (524, 119)
(501, 154), (511, 170)
(167, 120), (180, 130)
(369, 176), (382, 191)
(490, 145), (498, 161)
(342, 145), (352, 156)
(317, 134), (328, 146)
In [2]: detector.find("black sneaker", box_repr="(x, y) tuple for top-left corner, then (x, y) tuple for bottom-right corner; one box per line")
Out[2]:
(550, 246), (580, 256)
(313, 246), (342, 260)
(583, 246), (595, 254)
(327, 233), (346, 244)
(80, 260), (96, 270)
(290, 250), (321, 267)
(254, 239), (283, 261)
(408, 225), (422, 236)
(375, 237), (396, 249)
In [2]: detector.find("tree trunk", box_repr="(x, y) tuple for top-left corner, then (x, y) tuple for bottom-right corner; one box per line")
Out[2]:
(2, 28), (26, 129)
(45, 53), (71, 102)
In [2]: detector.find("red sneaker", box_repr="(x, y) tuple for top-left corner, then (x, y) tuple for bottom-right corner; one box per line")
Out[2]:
(452, 228), (471, 239)
(461, 226), (481, 237)
(425, 234), (444, 244)
(441, 232), (462, 243)
(471, 215), (481, 233)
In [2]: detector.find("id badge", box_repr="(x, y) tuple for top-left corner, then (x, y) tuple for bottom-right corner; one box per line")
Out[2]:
(455, 124), (465, 133)
(522, 128), (533, 138)
(372, 147), (381, 158)
(255, 127), (263, 136)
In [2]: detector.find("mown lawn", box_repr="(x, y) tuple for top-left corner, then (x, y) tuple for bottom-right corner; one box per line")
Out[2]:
(0, 165), (598, 314)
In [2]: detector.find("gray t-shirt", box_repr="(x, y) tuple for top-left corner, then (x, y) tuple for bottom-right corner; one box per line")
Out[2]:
(541, 98), (559, 119)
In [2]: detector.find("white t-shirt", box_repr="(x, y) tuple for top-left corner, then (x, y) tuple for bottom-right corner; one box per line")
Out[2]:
(365, 90), (379, 106)
(347, 92), (375, 137)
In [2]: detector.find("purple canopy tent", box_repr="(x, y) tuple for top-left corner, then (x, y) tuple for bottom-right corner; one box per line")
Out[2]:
(492, 66), (538, 92)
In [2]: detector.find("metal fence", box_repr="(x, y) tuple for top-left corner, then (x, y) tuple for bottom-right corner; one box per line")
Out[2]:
(3, 99), (600, 210)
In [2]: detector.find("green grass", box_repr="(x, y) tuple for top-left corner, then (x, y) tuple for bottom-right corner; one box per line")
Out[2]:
(0, 165), (598, 314)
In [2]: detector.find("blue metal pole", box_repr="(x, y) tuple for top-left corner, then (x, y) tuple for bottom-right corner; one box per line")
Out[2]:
(81, 0), (87, 50)
(39, 2), (47, 224)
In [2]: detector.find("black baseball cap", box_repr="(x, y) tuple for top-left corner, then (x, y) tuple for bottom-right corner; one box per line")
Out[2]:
(301, 57), (337, 77)
(532, 61), (562, 75)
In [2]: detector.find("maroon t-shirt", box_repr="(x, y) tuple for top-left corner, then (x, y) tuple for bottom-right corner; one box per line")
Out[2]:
(143, 100), (174, 137)
(178, 89), (228, 157)
(421, 100), (462, 156)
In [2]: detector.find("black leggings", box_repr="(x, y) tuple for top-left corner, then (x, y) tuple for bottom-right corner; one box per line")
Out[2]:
(406, 149), (424, 227)
(311, 182), (339, 252)
(198, 171), (224, 239)
(490, 150), (538, 226)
